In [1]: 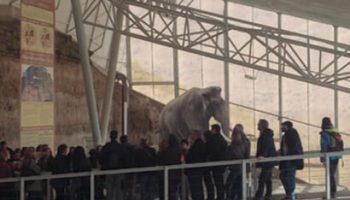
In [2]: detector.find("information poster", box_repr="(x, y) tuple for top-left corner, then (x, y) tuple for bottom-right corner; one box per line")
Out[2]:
(20, 0), (55, 148)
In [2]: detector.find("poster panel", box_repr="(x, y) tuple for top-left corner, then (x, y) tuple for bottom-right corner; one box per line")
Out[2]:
(21, 21), (54, 55)
(20, 64), (54, 127)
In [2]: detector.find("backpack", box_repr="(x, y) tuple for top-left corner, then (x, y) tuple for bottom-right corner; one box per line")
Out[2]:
(294, 135), (304, 170)
(328, 132), (344, 152)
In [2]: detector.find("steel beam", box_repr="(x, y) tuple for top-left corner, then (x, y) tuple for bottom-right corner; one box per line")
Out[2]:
(173, 20), (180, 97)
(114, 29), (350, 94)
(126, 6), (133, 89)
(224, 0), (231, 131)
(100, 6), (125, 143)
(71, 0), (102, 146)
(278, 13), (283, 138)
(77, 0), (350, 95)
(334, 26), (339, 129)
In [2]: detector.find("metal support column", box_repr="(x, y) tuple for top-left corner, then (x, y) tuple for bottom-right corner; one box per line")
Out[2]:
(224, 0), (231, 129)
(126, 6), (133, 89)
(334, 26), (339, 129)
(173, 19), (179, 97)
(334, 26), (340, 185)
(71, 0), (101, 146)
(100, 6), (125, 143)
(277, 13), (283, 137)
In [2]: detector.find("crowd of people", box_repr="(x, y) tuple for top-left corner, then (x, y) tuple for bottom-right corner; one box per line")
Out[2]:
(0, 117), (343, 200)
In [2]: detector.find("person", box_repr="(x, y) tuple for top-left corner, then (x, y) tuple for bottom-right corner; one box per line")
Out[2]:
(0, 149), (15, 200)
(51, 144), (70, 200)
(120, 135), (136, 168)
(37, 145), (54, 200)
(179, 139), (190, 199)
(180, 139), (189, 159)
(254, 119), (277, 200)
(225, 124), (251, 200)
(185, 130), (206, 200)
(120, 134), (136, 200)
(320, 117), (342, 198)
(206, 124), (227, 200)
(67, 146), (75, 171)
(88, 149), (99, 169)
(279, 121), (303, 200)
(35, 145), (44, 162)
(99, 130), (128, 200)
(203, 130), (215, 200)
(0, 141), (11, 161)
(38, 145), (54, 172)
(135, 138), (157, 200)
(8, 148), (21, 177)
(21, 147), (42, 200)
(71, 146), (92, 200)
(157, 134), (181, 200)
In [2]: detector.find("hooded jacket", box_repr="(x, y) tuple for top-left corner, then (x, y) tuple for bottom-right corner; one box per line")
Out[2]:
(320, 128), (342, 161)
(256, 128), (277, 168)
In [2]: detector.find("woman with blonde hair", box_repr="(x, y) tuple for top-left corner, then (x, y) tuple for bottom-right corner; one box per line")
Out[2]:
(225, 124), (251, 200)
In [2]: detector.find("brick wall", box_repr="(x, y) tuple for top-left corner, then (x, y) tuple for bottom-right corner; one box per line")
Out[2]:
(0, 19), (163, 148)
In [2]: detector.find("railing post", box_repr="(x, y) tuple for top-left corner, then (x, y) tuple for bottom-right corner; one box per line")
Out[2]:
(164, 167), (169, 200)
(325, 153), (331, 200)
(47, 178), (51, 200)
(181, 167), (186, 200)
(20, 178), (25, 200)
(90, 172), (95, 200)
(252, 163), (257, 196)
(242, 160), (247, 200)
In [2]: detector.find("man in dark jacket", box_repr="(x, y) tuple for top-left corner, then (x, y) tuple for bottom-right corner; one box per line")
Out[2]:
(279, 121), (303, 200)
(51, 144), (70, 200)
(120, 135), (136, 200)
(186, 130), (206, 200)
(120, 135), (136, 168)
(203, 131), (215, 200)
(158, 134), (181, 200)
(135, 138), (157, 200)
(254, 119), (277, 200)
(100, 130), (128, 200)
(206, 124), (227, 200)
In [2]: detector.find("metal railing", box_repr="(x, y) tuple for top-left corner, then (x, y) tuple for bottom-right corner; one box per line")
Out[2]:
(1, 149), (349, 200)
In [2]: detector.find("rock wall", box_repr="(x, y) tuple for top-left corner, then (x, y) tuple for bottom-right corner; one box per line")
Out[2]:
(0, 19), (21, 147)
(0, 19), (163, 148)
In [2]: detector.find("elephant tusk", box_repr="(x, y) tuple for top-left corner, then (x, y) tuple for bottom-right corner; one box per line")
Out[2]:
(220, 131), (231, 143)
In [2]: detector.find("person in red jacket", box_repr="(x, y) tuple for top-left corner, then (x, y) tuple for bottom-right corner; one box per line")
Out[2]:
(0, 149), (15, 199)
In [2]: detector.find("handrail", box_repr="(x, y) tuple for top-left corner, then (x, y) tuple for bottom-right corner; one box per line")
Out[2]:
(0, 148), (349, 184)
(0, 166), (164, 183)
(166, 149), (350, 170)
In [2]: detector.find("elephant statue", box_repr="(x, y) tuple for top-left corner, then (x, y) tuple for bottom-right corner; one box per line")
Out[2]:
(158, 86), (230, 141)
